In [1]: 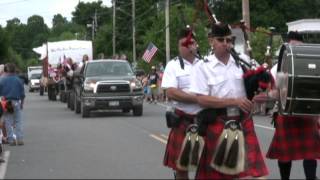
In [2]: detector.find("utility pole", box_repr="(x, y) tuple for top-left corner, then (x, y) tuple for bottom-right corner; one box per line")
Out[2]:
(242, 0), (250, 55)
(165, 0), (170, 65)
(88, 10), (97, 40)
(132, 0), (136, 65)
(92, 9), (97, 40)
(112, 0), (116, 56)
(91, 19), (95, 40)
(242, 0), (250, 29)
(94, 9), (98, 32)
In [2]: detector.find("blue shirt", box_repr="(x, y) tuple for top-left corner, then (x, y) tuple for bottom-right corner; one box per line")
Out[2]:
(0, 74), (25, 100)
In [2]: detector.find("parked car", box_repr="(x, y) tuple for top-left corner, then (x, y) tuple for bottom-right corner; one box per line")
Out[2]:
(73, 59), (144, 117)
(28, 73), (41, 92)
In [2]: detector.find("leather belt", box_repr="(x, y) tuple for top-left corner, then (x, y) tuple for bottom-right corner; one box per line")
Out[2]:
(175, 108), (195, 122)
(216, 107), (241, 117)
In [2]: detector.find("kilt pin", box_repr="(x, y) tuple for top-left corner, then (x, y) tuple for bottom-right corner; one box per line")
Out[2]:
(267, 115), (320, 161)
(163, 110), (195, 170)
(195, 116), (268, 179)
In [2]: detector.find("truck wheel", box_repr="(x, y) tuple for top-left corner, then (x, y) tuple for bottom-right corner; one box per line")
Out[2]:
(75, 97), (81, 114)
(48, 87), (52, 100)
(122, 108), (130, 113)
(69, 92), (75, 111)
(40, 86), (44, 96)
(133, 105), (143, 116)
(51, 87), (57, 101)
(60, 91), (65, 102)
(81, 103), (90, 118)
(67, 93), (70, 108)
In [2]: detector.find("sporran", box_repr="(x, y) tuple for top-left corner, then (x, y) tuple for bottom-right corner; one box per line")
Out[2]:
(176, 124), (204, 171)
(210, 120), (245, 175)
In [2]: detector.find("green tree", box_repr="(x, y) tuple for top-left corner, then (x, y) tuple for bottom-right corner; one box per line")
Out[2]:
(0, 27), (9, 64)
(50, 14), (87, 41)
(250, 27), (282, 64)
(26, 15), (49, 48)
(5, 18), (30, 59)
(94, 24), (113, 58)
(72, 0), (111, 40)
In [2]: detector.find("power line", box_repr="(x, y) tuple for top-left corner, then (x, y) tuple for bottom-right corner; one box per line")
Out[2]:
(0, 0), (30, 6)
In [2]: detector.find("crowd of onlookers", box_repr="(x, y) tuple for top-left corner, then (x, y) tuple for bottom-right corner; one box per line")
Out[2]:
(137, 62), (167, 104)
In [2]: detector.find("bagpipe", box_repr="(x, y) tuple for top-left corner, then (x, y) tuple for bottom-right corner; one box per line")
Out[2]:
(230, 21), (275, 100)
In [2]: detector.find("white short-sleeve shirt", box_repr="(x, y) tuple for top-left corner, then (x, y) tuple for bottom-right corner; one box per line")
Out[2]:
(161, 57), (202, 115)
(189, 54), (247, 98)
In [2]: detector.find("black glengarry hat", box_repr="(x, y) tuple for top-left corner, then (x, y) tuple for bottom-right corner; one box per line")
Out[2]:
(210, 23), (232, 37)
(178, 25), (195, 39)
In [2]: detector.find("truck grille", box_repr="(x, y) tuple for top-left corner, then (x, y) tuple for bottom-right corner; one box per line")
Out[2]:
(96, 83), (130, 93)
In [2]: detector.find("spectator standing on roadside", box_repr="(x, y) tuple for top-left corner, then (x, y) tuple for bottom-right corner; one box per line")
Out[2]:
(0, 63), (25, 146)
(148, 66), (159, 103)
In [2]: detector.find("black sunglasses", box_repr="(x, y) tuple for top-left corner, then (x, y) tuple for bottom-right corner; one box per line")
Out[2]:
(215, 37), (233, 43)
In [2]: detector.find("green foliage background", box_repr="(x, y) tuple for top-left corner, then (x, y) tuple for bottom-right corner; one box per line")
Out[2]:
(0, 0), (319, 72)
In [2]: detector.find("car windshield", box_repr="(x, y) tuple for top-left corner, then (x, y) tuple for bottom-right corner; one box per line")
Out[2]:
(30, 73), (41, 79)
(85, 61), (134, 77)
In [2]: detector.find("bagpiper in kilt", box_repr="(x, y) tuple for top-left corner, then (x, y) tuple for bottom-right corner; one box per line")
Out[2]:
(189, 23), (268, 179)
(267, 115), (320, 161)
(161, 26), (202, 179)
(263, 31), (319, 180)
(196, 114), (268, 179)
(163, 109), (197, 170)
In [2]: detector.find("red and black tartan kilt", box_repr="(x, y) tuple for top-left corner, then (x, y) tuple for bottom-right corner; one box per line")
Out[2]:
(196, 116), (268, 179)
(266, 115), (320, 161)
(163, 110), (195, 171)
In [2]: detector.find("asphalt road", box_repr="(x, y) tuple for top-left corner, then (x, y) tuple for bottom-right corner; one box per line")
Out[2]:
(1, 91), (319, 179)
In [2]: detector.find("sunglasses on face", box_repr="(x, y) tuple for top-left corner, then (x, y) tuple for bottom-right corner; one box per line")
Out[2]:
(215, 37), (233, 43)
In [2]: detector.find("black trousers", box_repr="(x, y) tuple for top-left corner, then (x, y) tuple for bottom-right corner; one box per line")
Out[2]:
(278, 159), (317, 180)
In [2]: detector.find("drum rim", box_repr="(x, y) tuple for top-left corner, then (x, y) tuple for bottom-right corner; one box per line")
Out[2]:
(277, 43), (294, 114)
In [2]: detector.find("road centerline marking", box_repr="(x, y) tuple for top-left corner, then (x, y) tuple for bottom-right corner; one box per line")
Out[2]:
(160, 134), (168, 139)
(150, 134), (167, 144)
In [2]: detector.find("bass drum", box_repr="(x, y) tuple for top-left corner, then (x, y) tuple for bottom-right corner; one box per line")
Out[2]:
(277, 43), (320, 116)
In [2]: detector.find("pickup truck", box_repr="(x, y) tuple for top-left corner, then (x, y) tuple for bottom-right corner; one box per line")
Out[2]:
(73, 59), (144, 117)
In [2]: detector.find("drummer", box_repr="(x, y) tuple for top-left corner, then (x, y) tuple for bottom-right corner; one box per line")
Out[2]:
(255, 31), (319, 180)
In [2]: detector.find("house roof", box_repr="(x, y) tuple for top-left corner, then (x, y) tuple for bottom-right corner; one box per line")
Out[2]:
(287, 19), (320, 32)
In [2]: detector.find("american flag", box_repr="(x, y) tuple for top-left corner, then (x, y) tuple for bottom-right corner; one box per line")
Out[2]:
(142, 43), (158, 63)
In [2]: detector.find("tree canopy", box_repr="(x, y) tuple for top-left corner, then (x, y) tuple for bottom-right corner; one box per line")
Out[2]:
(1, 0), (319, 72)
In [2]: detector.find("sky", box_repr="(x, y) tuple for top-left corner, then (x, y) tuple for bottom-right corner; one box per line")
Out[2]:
(0, 0), (112, 28)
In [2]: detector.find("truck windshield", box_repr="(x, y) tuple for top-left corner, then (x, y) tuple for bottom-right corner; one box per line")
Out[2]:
(30, 73), (41, 79)
(85, 61), (134, 77)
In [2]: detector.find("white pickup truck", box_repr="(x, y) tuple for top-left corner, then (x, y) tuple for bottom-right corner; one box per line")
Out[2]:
(28, 69), (42, 92)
